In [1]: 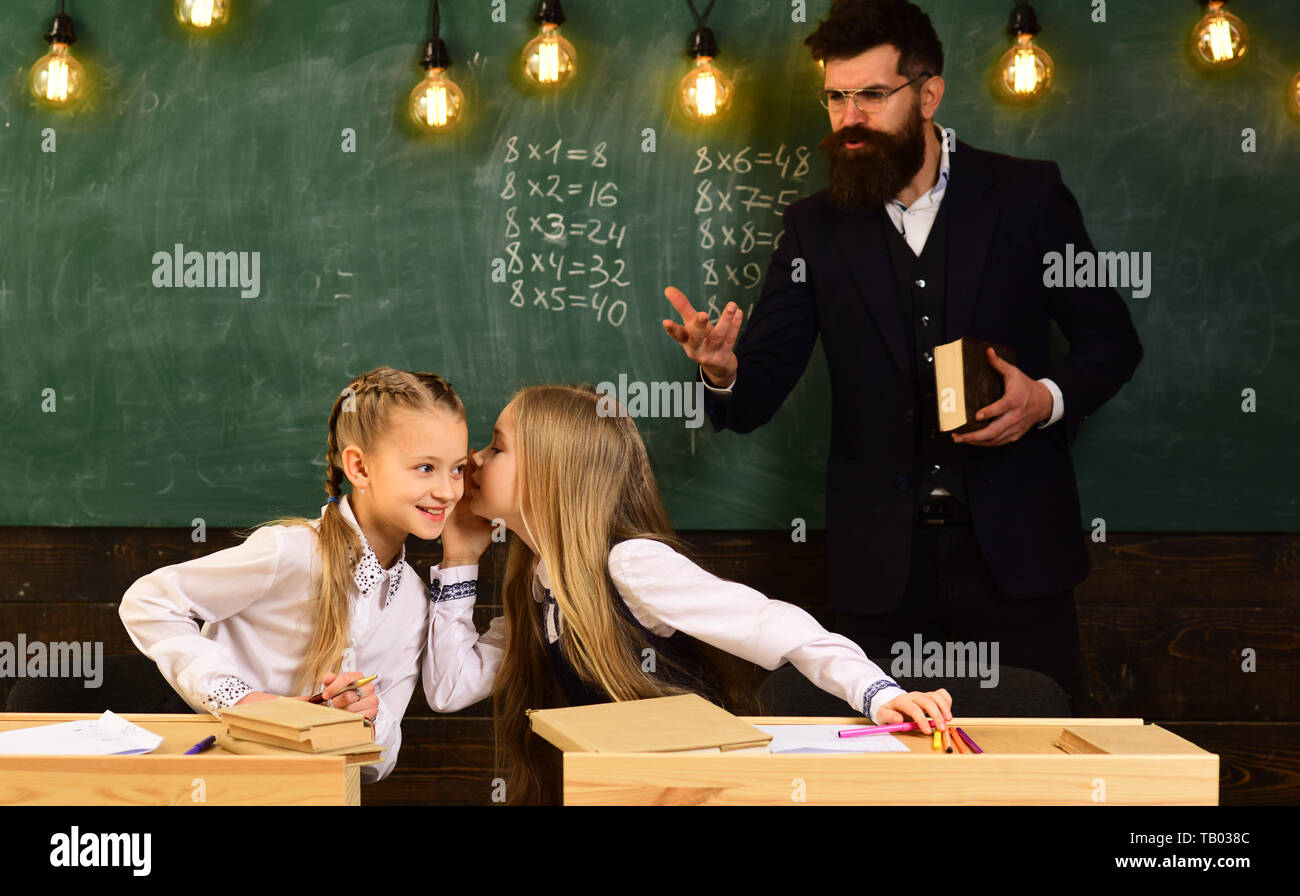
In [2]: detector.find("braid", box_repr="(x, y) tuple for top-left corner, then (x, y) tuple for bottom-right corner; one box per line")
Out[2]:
(323, 385), (351, 502)
(411, 371), (463, 415)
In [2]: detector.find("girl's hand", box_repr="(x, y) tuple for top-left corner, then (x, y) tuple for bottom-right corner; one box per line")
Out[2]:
(876, 688), (953, 733)
(233, 691), (280, 705)
(320, 671), (378, 722)
(439, 453), (494, 566)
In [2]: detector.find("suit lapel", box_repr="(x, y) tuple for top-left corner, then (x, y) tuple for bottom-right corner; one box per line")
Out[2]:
(833, 204), (910, 380)
(832, 140), (1001, 374)
(943, 142), (999, 342)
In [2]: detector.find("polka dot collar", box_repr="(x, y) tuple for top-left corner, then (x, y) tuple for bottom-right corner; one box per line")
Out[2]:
(322, 495), (406, 609)
(352, 535), (405, 609)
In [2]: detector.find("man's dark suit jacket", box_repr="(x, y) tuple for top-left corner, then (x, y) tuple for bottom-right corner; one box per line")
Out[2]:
(703, 139), (1143, 614)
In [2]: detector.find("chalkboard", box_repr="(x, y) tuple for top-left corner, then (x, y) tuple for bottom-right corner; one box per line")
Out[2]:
(0, 0), (1296, 530)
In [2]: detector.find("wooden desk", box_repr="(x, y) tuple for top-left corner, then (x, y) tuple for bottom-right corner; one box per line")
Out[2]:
(0, 713), (360, 806)
(557, 717), (1220, 806)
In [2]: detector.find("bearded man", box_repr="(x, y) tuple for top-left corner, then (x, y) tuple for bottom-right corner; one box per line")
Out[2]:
(661, 0), (1143, 711)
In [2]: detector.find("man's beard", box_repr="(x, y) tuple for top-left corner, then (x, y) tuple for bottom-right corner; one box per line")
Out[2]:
(819, 102), (928, 211)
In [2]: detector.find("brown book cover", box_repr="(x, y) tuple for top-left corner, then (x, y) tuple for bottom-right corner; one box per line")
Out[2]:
(1053, 725), (1209, 756)
(223, 722), (373, 752)
(218, 697), (371, 751)
(934, 338), (1017, 433)
(216, 732), (384, 766)
(527, 694), (772, 753)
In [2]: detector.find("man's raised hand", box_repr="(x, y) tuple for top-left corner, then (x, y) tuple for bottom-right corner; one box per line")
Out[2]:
(661, 286), (742, 388)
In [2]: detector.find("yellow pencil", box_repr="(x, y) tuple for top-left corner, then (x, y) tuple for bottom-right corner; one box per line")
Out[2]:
(307, 673), (378, 704)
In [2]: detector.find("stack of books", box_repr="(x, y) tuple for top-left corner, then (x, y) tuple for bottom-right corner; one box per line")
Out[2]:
(216, 697), (383, 767)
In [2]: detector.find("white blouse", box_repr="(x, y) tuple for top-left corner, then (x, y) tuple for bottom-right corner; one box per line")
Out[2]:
(119, 495), (428, 781)
(423, 538), (906, 722)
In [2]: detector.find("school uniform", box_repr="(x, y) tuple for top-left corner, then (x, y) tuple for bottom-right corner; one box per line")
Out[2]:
(119, 495), (427, 781)
(424, 538), (907, 721)
(422, 564), (506, 712)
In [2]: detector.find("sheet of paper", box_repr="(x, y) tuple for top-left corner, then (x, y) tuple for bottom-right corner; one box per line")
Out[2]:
(755, 724), (910, 754)
(0, 711), (164, 755)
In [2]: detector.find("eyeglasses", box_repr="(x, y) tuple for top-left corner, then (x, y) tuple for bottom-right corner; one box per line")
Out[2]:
(817, 73), (932, 113)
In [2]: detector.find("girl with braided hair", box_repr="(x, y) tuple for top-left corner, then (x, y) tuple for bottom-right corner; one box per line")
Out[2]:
(121, 366), (471, 780)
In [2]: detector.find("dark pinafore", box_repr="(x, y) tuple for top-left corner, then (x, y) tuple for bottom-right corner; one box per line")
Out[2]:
(538, 585), (725, 707)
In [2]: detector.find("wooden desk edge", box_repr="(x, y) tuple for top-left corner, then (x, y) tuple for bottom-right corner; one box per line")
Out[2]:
(739, 717), (1148, 726)
(0, 714), (362, 805)
(0, 712), (217, 723)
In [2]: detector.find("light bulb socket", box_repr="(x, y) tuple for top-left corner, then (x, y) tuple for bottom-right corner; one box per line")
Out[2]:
(421, 38), (451, 70)
(1008, 3), (1040, 37)
(44, 12), (76, 45)
(535, 0), (566, 27)
(687, 26), (719, 59)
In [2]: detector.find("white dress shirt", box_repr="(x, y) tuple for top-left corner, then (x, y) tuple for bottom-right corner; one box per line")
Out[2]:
(422, 565), (506, 712)
(700, 120), (1066, 480)
(423, 539), (907, 722)
(119, 495), (428, 781)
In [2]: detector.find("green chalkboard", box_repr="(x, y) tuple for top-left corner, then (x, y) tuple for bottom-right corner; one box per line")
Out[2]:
(0, 0), (1296, 531)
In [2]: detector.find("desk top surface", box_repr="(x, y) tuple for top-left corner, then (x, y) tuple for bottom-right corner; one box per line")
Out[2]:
(1, 713), (1210, 759)
(0, 712), (236, 758)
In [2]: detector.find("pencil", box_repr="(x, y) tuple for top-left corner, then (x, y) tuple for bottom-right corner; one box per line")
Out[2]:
(308, 673), (378, 704)
(950, 727), (968, 754)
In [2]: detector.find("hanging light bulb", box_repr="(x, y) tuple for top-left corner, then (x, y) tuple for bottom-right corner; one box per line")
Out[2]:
(680, 57), (733, 122)
(522, 0), (577, 88)
(1287, 71), (1300, 123)
(175, 0), (230, 34)
(996, 3), (1053, 103)
(408, 0), (465, 134)
(411, 66), (465, 134)
(677, 1), (733, 124)
(1189, 1), (1248, 71)
(29, 2), (85, 110)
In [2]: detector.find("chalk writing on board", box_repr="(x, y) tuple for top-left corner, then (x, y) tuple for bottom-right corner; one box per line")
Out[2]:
(693, 143), (812, 321)
(497, 136), (629, 327)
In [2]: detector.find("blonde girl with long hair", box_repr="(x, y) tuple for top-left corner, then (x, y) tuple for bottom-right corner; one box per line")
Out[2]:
(426, 384), (953, 803)
(121, 367), (470, 780)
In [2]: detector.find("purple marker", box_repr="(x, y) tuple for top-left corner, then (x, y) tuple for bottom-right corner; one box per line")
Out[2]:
(184, 735), (217, 755)
(955, 727), (983, 754)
